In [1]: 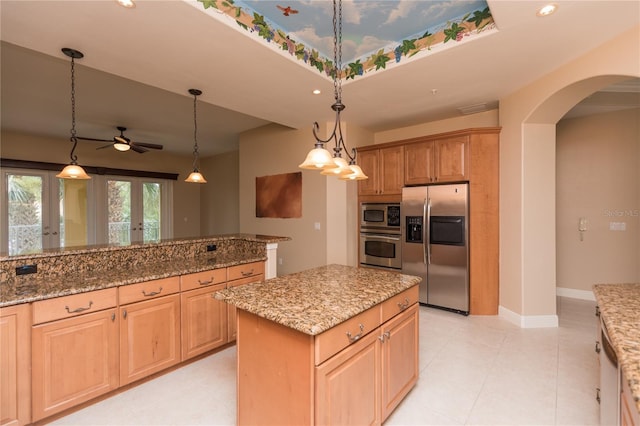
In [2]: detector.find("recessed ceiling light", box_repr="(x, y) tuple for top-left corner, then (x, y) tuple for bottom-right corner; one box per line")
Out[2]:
(117, 0), (136, 8)
(537, 4), (557, 17)
(312, 89), (321, 95)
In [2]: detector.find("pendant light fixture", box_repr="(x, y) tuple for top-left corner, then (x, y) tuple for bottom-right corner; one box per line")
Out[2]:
(56, 48), (91, 180)
(298, 0), (367, 181)
(185, 88), (207, 183)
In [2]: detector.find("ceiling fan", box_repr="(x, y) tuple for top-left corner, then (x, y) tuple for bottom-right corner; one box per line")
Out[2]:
(78, 126), (163, 153)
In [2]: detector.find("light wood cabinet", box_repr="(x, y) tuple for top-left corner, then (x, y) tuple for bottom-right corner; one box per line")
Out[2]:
(31, 307), (119, 421)
(236, 285), (419, 425)
(315, 328), (381, 426)
(380, 303), (419, 421)
(119, 277), (181, 385)
(621, 370), (640, 426)
(404, 135), (468, 185)
(1, 303), (31, 426)
(181, 282), (228, 361)
(227, 261), (265, 342)
(358, 146), (404, 199)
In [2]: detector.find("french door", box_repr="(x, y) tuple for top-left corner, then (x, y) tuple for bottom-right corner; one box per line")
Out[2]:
(1, 169), (93, 255)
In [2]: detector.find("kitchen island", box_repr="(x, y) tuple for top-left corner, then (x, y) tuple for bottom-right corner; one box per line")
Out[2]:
(215, 264), (421, 425)
(593, 283), (640, 422)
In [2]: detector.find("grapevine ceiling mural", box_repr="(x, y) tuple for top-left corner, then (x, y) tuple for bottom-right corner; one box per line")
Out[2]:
(196, 0), (495, 80)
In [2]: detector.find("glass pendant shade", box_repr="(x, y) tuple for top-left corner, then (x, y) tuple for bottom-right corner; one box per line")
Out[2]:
(185, 170), (207, 183)
(338, 164), (368, 181)
(56, 164), (91, 179)
(320, 156), (351, 176)
(298, 145), (335, 170)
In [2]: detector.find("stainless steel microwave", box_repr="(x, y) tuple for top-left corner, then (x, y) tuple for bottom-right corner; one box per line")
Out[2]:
(360, 203), (400, 232)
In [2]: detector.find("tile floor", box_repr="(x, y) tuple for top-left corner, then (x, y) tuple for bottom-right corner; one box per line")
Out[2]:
(51, 297), (599, 425)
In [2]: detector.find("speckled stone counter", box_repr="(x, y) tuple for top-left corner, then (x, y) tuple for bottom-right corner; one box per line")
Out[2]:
(593, 283), (640, 413)
(215, 264), (421, 335)
(0, 234), (289, 307)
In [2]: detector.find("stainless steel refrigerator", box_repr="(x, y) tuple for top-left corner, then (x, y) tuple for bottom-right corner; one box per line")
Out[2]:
(401, 184), (469, 315)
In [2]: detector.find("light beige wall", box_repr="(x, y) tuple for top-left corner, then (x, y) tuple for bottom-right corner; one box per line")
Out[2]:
(556, 108), (640, 291)
(374, 109), (499, 144)
(499, 24), (640, 317)
(0, 130), (200, 238)
(200, 151), (240, 235)
(238, 122), (371, 275)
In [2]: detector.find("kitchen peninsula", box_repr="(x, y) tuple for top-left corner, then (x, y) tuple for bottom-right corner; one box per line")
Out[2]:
(0, 234), (289, 425)
(215, 264), (421, 425)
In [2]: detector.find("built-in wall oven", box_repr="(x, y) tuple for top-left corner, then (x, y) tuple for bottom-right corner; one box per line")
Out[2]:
(359, 203), (401, 270)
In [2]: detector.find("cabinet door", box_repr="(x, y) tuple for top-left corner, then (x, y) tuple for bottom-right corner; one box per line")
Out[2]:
(181, 283), (228, 361)
(120, 294), (180, 385)
(380, 304), (419, 421)
(1, 304), (31, 426)
(621, 371), (640, 426)
(315, 330), (381, 426)
(404, 141), (435, 185)
(357, 150), (380, 196)
(379, 146), (404, 195)
(32, 308), (119, 422)
(434, 136), (468, 182)
(227, 274), (264, 342)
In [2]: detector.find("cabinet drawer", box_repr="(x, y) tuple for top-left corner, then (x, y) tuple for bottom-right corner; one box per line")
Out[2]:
(33, 287), (117, 325)
(315, 305), (381, 365)
(118, 277), (180, 305)
(228, 261), (265, 281)
(381, 285), (419, 324)
(180, 268), (227, 291)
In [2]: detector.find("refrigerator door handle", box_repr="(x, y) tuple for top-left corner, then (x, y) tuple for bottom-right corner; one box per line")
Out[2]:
(424, 198), (431, 265)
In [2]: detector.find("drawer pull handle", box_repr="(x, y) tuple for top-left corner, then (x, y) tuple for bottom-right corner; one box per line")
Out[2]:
(142, 287), (163, 297)
(65, 301), (93, 314)
(198, 278), (214, 285)
(241, 269), (255, 277)
(397, 298), (410, 311)
(346, 323), (365, 343)
(595, 341), (601, 354)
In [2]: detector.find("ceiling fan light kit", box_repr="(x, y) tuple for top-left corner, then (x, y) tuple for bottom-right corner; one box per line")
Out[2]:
(298, 0), (367, 181)
(185, 88), (207, 184)
(57, 47), (91, 180)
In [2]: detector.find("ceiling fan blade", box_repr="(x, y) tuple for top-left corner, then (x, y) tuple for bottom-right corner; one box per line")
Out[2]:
(96, 144), (114, 150)
(78, 136), (112, 143)
(132, 142), (163, 150)
(130, 144), (148, 154)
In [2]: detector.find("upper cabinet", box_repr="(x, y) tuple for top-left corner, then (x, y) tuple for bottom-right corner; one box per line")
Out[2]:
(404, 135), (468, 185)
(357, 146), (404, 200)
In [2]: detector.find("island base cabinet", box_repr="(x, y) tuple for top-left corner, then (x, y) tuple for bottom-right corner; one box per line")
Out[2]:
(315, 330), (381, 426)
(381, 303), (419, 421)
(1, 304), (31, 426)
(119, 294), (181, 386)
(31, 308), (119, 422)
(621, 371), (640, 426)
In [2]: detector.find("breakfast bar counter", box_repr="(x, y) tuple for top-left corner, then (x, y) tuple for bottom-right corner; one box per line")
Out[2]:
(215, 264), (421, 425)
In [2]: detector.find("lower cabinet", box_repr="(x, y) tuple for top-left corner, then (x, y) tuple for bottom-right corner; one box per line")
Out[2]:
(227, 261), (265, 342)
(31, 307), (119, 422)
(621, 371), (640, 426)
(181, 282), (228, 361)
(315, 303), (419, 425)
(119, 278), (181, 385)
(236, 285), (419, 426)
(1, 303), (31, 426)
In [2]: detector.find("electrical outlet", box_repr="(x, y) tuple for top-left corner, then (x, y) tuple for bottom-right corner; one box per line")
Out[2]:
(206, 244), (217, 252)
(16, 264), (37, 275)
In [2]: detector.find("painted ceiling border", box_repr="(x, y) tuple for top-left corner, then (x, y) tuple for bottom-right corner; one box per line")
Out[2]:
(194, 0), (497, 81)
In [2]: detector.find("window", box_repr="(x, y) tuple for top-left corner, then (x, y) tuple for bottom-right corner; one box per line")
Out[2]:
(2, 168), (172, 255)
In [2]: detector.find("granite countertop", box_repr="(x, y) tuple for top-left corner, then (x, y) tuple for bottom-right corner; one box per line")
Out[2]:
(214, 264), (421, 336)
(593, 283), (640, 413)
(0, 252), (265, 308)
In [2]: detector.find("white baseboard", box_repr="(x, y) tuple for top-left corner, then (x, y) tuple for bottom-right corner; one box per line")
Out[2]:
(556, 287), (595, 301)
(499, 305), (559, 328)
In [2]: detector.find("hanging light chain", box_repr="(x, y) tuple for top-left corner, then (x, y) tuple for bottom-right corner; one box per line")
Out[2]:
(69, 54), (79, 164)
(193, 91), (199, 156)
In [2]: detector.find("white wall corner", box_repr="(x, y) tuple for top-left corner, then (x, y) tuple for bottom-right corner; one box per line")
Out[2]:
(265, 243), (278, 279)
(556, 287), (595, 301)
(499, 305), (559, 328)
